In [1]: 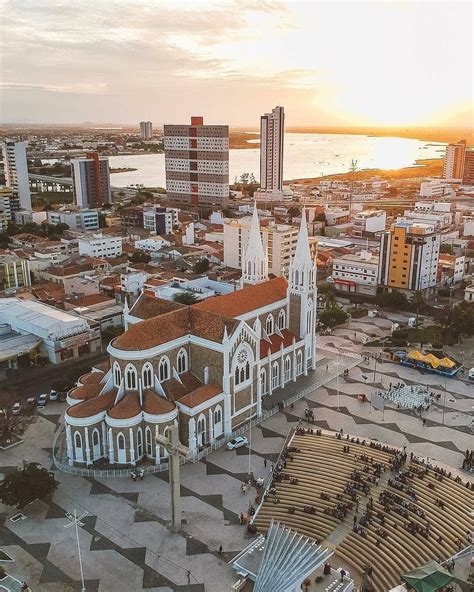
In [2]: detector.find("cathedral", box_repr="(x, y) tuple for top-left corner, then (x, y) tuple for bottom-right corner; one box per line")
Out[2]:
(64, 207), (318, 467)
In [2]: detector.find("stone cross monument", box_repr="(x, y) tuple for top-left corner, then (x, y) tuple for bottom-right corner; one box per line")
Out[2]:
(156, 424), (190, 533)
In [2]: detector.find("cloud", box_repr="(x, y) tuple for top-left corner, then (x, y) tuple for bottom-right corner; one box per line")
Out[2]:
(0, 0), (471, 126)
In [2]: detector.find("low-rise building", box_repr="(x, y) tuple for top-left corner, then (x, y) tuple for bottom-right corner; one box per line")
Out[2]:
(14, 209), (48, 225)
(0, 187), (20, 221)
(324, 208), (350, 226)
(419, 179), (454, 199)
(398, 210), (452, 231)
(464, 284), (474, 302)
(78, 233), (123, 258)
(0, 297), (100, 364)
(47, 209), (99, 231)
(462, 215), (474, 237)
(331, 251), (379, 295)
(134, 237), (171, 252)
(437, 254), (465, 285)
(0, 251), (32, 292)
(143, 207), (178, 235)
(352, 210), (386, 237)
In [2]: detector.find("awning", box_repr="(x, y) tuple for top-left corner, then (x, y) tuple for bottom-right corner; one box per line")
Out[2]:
(0, 334), (42, 362)
(438, 357), (455, 368)
(401, 560), (453, 592)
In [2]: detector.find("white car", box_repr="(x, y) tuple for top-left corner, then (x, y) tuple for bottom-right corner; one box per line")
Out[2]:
(226, 436), (248, 450)
(49, 390), (58, 401)
(12, 402), (22, 415)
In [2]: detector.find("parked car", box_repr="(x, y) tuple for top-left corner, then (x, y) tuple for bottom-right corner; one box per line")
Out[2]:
(226, 436), (248, 450)
(36, 393), (49, 407)
(25, 397), (36, 411)
(12, 402), (22, 415)
(49, 390), (58, 401)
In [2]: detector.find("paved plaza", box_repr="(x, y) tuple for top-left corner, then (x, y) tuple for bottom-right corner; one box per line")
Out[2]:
(1, 312), (473, 591)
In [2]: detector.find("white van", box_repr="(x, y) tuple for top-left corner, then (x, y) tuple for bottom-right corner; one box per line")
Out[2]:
(468, 368), (474, 381)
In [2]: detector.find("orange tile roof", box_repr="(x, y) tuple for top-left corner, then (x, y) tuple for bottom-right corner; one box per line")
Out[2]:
(108, 393), (142, 419)
(162, 377), (188, 401)
(69, 383), (103, 401)
(179, 383), (222, 407)
(130, 294), (185, 320)
(67, 391), (116, 418)
(93, 360), (110, 372)
(194, 276), (288, 317)
(143, 390), (176, 415)
(78, 371), (105, 385)
(113, 307), (238, 351)
(260, 329), (299, 357)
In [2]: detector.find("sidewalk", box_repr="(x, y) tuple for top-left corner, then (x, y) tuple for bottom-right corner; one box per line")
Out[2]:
(262, 349), (361, 410)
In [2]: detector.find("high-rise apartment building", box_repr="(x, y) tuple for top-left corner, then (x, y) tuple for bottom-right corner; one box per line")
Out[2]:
(139, 121), (153, 140)
(378, 221), (440, 292)
(260, 106), (284, 193)
(443, 140), (466, 182)
(1, 140), (31, 210)
(164, 116), (229, 206)
(0, 186), (20, 221)
(71, 151), (111, 208)
(223, 214), (317, 278)
(462, 149), (474, 186)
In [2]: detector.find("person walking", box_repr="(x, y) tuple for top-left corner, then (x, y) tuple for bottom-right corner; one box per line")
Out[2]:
(264, 458), (267, 469)
(139, 468), (144, 481)
(130, 470), (137, 482)
(218, 545), (223, 556)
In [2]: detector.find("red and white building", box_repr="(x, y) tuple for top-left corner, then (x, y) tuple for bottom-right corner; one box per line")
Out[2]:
(164, 117), (229, 206)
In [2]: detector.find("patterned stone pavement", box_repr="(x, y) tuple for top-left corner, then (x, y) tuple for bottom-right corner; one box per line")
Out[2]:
(1, 312), (473, 591)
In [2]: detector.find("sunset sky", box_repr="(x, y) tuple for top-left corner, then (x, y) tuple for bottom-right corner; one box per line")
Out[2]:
(1, 0), (472, 127)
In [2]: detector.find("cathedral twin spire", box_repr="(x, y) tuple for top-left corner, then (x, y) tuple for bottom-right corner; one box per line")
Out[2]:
(241, 203), (268, 285)
(241, 203), (315, 290)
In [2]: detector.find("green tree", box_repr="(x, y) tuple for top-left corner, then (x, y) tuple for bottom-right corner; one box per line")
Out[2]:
(193, 258), (209, 274)
(0, 408), (20, 446)
(375, 290), (410, 310)
(319, 304), (348, 328)
(129, 251), (151, 264)
(0, 462), (58, 509)
(172, 290), (199, 305)
(440, 243), (454, 255)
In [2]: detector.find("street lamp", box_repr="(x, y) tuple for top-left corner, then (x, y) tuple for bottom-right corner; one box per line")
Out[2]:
(336, 348), (340, 411)
(64, 510), (88, 592)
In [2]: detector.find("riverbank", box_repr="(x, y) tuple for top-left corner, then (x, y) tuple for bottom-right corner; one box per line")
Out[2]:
(289, 158), (444, 184)
(230, 125), (472, 147)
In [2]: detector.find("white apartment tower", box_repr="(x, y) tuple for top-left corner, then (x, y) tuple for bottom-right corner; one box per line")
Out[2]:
(260, 106), (284, 193)
(1, 140), (31, 210)
(164, 116), (229, 206)
(139, 121), (153, 140)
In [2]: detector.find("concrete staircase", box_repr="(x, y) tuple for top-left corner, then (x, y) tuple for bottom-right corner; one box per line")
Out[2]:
(322, 464), (392, 550)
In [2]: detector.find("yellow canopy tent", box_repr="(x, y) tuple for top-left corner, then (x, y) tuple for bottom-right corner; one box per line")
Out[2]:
(438, 357), (455, 368)
(407, 350), (425, 361)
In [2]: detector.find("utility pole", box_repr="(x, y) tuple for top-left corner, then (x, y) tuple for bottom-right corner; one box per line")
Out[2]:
(349, 159), (358, 219)
(64, 510), (88, 592)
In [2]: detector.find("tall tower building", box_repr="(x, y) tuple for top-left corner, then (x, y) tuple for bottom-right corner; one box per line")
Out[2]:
(378, 221), (440, 292)
(164, 116), (229, 206)
(443, 140), (466, 182)
(260, 106), (284, 193)
(1, 140), (31, 210)
(240, 204), (268, 286)
(71, 151), (111, 208)
(139, 121), (153, 140)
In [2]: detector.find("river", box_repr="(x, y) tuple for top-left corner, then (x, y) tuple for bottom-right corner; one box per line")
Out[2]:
(105, 132), (445, 188)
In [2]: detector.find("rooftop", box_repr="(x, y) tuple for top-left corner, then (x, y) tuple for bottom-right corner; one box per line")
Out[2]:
(194, 276), (287, 318)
